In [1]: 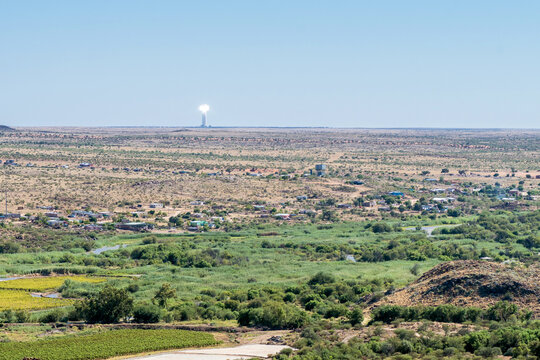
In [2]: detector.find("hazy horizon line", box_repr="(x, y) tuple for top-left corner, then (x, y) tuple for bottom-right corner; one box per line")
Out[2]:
(10, 125), (540, 131)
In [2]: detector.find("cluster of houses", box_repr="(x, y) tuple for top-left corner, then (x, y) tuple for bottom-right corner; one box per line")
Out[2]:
(267, 213), (311, 221)
(43, 210), (154, 232)
(500, 188), (531, 201)
(33, 199), (225, 232)
(58, 163), (94, 169)
(1, 160), (38, 167)
(247, 164), (329, 179)
(186, 214), (223, 231)
(0, 155), (538, 231)
(2, 159), (18, 166)
(0, 206), (153, 232)
(42, 209), (112, 229)
(0, 213), (21, 220)
(241, 177), (540, 221)
(249, 202), (316, 221)
(30, 180), (536, 231)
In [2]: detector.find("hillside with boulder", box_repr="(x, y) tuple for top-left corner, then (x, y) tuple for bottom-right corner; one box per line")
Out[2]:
(380, 260), (540, 315)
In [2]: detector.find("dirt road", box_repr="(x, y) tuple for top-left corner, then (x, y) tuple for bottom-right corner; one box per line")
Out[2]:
(128, 344), (291, 359)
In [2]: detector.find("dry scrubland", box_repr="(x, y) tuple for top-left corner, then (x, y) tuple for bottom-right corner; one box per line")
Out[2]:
(0, 127), (538, 218)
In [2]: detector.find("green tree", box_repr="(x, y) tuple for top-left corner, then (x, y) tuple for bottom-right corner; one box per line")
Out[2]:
(410, 263), (421, 276)
(518, 235), (540, 249)
(372, 222), (392, 233)
(77, 286), (133, 323)
(133, 304), (162, 323)
(321, 210), (339, 222)
(487, 301), (518, 322)
(153, 283), (177, 308)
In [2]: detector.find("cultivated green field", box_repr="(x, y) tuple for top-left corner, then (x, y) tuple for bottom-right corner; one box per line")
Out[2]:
(0, 329), (218, 360)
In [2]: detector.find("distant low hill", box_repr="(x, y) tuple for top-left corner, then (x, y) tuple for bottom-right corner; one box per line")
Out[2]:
(0, 125), (16, 132)
(378, 260), (540, 315)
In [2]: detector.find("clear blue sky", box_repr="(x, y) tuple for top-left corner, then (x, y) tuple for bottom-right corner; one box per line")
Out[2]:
(1, 1), (539, 128)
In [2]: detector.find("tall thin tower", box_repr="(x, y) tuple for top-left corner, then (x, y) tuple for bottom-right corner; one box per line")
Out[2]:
(201, 112), (207, 127)
(198, 104), (210, 127)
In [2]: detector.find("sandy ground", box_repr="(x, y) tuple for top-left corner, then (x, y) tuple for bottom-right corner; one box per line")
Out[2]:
(127, 344), (291, 360)
(1, 127), (537, 218)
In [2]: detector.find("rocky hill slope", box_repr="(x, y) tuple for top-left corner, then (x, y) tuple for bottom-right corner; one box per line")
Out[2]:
(381, 260), (540, 315)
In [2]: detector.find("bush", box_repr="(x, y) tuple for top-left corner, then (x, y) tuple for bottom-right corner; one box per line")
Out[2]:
(0, 241), (20, 254)
(133, 304), (162, 323)
(396, 339), (414, 354)
(372, 304), (486, 324)
(518, 235), (540, 249)
(224, 299), (240, 311)
(127, 284), (140, 293)
(447, 209), (461, 217)
(237, 302), (307, 329)
(464, 331), (490, 352)
(321, 210), (339, 222)
(39, 309), (66, 323)
(348, 307), (364, 326)
(371, 305), (405, 323)
(172, 303), (198, 321)
(15, 311), (29, 323)
(283, 293), (296, 302)
(77, 286), (133, 323)
(409, 263), (420, 276)
(486, 301), (518, 322)
(308, 272), (335, 286)
(372, 223), (392, 233)
(280, 347), (293, 356)
(304, 300), (320, 311)
(475, 346), (502, 358)
(0, 310), (16, 323)
(324, 304), (348, 318)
